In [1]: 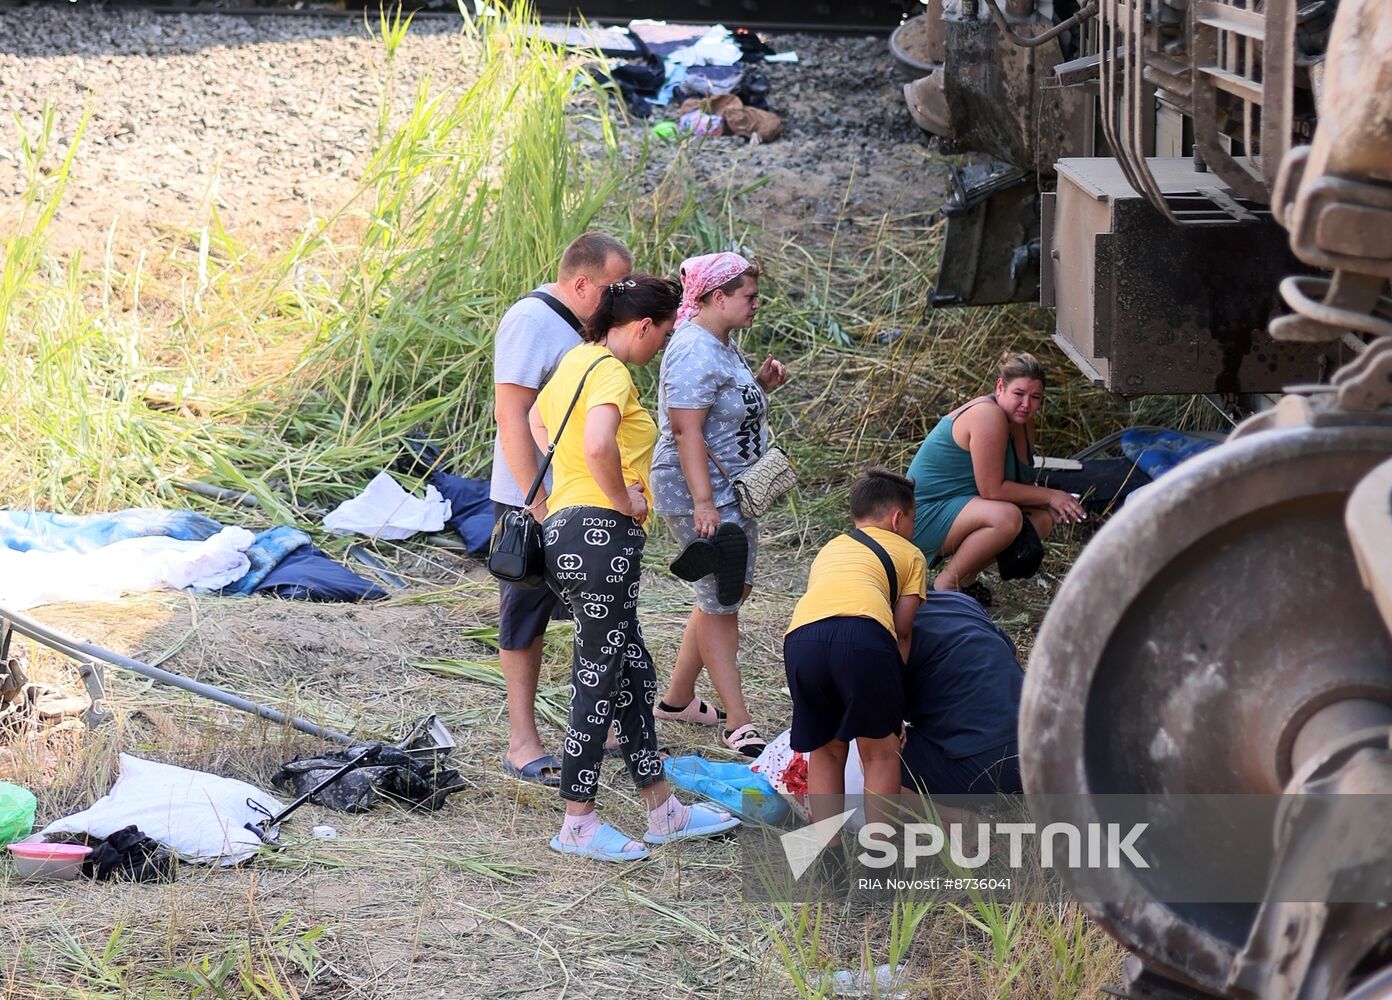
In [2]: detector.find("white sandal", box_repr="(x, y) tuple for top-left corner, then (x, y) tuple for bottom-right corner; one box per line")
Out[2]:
(722, 723), (767, 759)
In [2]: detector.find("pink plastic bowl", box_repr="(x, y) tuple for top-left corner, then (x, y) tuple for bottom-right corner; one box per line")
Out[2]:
(8, 842), (91, 881)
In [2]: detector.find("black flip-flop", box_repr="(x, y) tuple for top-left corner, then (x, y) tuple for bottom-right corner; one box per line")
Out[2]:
(710, 522), (749, 607)
(670, 523), (748, 606)
(670, 537), (720, 582)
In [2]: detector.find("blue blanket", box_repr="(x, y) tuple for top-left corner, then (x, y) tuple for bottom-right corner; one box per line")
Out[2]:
(429, 472), (494, 555)
(0, 510), (382, 603)
(0, 509), (221, 554)
(1119, 429), (1222, 480)
(254, 545), (387, 602)
(219, 526), (311, 596)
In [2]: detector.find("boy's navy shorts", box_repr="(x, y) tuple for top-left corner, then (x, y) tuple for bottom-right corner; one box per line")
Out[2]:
(494, 501), (570, 651)
(784, 616), (905, 753)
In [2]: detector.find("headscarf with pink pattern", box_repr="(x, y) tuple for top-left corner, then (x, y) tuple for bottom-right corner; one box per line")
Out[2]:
(676, 251), (754, 325)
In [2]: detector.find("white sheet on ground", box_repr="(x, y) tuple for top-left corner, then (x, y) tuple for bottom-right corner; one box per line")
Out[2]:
(0, 526), (254, 610)
(322, 471), (451, 541)
(41, 753), (285, 865)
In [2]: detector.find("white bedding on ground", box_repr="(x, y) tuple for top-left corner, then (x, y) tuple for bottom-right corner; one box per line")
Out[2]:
(41, 753), (285, 865)
(0, 526), (255, 610)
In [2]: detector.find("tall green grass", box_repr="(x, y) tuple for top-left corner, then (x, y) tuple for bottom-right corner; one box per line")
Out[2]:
(0, 1), (1171, 524)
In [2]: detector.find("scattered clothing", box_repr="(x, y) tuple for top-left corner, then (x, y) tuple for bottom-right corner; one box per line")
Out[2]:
(219, 525), (310, 596)
(1119, 428), (1222, 479)
(1035, 458), (1152, 513)
(595, 55), (666, 117)
(674, 68), (773, 111)
(678, 109), (724, 136)
(254, 545), (387, 602)
(0, 507), (376, 607)
(673, 63), (747, 100)
(663, 755), (788, 823)
(42, 754), (285, 865)
(322, 471), (451, 541)
(676, 93), (782, 142)
(658, 24), (744, 102)
(733, 27), (777, 61)
(430, 471), (494, 554)
(0, 526), (254, 611)
(627, 19), (711, 58)
(527, 22), (639, 57)
(1, 656), (89, 730)
(82, 825), (177, 883)
(271, 744), (462, 814)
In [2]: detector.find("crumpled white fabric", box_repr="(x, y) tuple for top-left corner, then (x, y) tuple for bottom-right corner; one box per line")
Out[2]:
(752, 729), (867, 830)
(0, 526), (254, 610)
(42, 753), (286, 865)
(666, 24), (742, 67)
(322, 471), (451, 541)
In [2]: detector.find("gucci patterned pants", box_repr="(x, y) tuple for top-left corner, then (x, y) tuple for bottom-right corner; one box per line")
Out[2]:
(543, 505), (663, 803)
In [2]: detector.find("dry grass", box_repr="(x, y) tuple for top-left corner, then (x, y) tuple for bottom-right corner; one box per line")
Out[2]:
(1, 498), (1124, 999)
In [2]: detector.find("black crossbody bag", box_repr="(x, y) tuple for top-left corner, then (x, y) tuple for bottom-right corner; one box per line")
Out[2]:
(848, 528), (899, 605)
(487, 354), (612, 587)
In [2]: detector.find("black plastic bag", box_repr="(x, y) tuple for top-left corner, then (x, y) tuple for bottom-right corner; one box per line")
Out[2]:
(84, 825), (178, 882)
(996, 516), (1045, 581)
(271, 744), (462, 814)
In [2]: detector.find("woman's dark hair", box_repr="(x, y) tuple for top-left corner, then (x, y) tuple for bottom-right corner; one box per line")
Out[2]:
(581, 274), (683, 343)
(698, 263), (762, 303)
(849, 467), (916, 521)
(997, 350), (1047, 388)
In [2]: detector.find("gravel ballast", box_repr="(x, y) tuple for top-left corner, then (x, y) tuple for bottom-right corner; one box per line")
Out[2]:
(0, 6), (946, 257)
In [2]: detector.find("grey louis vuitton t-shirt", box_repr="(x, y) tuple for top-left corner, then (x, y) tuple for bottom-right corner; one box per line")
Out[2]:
(651, 321), (768, 516)
(489, 288), (582, 507)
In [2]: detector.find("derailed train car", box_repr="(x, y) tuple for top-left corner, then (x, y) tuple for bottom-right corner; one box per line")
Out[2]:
(895, 0), (1357, 397)
(901, 2), (1392, 998)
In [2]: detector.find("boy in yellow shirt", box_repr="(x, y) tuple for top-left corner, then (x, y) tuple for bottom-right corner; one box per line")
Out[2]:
(784, 469), (927, 823)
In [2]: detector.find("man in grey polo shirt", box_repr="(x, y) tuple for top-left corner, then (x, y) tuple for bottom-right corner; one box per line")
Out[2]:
(493, 231), (633, 786)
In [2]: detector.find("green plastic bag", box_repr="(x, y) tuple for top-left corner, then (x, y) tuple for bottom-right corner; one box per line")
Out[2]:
(0, 781), (37, 847)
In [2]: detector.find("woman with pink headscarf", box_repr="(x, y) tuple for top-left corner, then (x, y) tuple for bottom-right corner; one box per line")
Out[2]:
(649, 251), (789, 757)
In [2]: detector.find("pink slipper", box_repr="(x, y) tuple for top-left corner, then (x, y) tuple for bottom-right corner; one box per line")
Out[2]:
(654, 697), (726, 726)
(722, 723), (768, 758)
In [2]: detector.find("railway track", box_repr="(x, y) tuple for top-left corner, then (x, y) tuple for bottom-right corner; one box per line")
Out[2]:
(48, 1), (906, 35)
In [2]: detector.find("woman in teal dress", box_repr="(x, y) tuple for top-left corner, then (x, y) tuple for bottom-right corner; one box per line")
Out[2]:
(906, 352), (1085, 604)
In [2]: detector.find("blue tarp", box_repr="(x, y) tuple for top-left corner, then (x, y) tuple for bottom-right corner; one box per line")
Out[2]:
(664, 755), (789, 824)
(1119, 428), (1222, 480)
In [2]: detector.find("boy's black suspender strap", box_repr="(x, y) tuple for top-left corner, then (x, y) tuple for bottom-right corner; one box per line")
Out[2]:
(848, 528), (899, 606)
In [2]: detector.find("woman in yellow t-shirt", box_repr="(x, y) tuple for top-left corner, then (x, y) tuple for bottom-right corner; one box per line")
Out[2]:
(528, 274), (740, 862)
